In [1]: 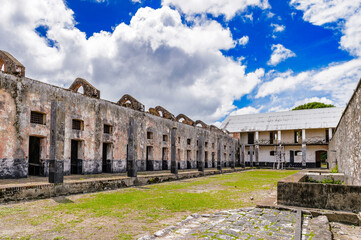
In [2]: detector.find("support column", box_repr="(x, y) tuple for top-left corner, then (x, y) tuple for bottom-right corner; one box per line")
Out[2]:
(171, 126), (178, 174)
(231, 143), (235, 169)
(217, 138), (222, 171)
(250, 145), (253, 167)
(49, 100), (65, 184)
(198, 134), (204, 173)
(328, 128), (333, 141)
(241, 144), (245, 168)
(302, 129), (306, 168)
(277, 130), (282, 144)
(127, 118), (137, 177)
(255, 131), (259, 166)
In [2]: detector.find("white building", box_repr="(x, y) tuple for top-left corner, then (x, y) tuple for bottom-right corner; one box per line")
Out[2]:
(221, 107), (344, 168)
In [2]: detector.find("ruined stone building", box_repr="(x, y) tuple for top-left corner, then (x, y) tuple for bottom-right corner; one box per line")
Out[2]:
(329, 78), (361, 185)
(0, 50), (237, 179)
(221, 108), (343, 168)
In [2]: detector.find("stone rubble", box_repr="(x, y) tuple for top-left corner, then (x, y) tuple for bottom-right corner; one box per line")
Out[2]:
(139, 207), (312, 240)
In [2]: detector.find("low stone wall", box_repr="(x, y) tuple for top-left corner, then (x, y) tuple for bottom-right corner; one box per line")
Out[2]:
(277, 181), (361, 212)
(0, 169), (244, 204)
(305, 173), (345, 183)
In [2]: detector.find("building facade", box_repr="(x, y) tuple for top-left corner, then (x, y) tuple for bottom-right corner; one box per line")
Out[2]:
(0, 50), (237, 179)
(221, 108), (344, 168)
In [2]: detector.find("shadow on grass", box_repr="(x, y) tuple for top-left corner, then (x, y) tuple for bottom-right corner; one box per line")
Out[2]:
(52, 196), (74, 204)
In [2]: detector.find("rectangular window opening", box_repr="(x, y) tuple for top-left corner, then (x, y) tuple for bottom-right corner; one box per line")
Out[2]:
(72, 119), (84, 131)
(147, 131), (153, 140)
(30, 111), (45, 125)
(163, 135), (168, 142)
(104, 124), (112, 134)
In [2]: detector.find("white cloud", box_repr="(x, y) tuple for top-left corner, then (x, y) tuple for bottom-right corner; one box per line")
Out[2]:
(267, 44), (296, 66)
(212, 121), (222, 128)
(271, 23), (285, 32)
(268, 106), (291, 112)
(267, 12), (275, 18)
(162, 0), (270, 20)
(256, 70), (308, 98)
(291, 0), (361, 57)
(238, 36), (249, 46)
(0, 1), (264, 124)
(290, 0), (361, 26)
(257, 59), (361, 105)
(229, 106), (262, 116)
(257, 0), (361, 111)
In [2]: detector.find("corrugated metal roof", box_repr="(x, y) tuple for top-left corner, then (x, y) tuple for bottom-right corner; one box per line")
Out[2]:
(221, 107), (344, 132)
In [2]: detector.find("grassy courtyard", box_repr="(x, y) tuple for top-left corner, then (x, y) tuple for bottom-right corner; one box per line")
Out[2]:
(0, 170), (297, 239)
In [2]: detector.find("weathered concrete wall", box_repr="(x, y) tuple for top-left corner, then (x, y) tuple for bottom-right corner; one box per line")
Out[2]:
(0, 72), (237, 178)
(329, 79), (361, 185)
(277, 181), (361, 212)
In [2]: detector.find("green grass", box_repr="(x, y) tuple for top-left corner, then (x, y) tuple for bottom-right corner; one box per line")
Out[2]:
(52, 170), (297, 221)
(0, 170), (298, 239)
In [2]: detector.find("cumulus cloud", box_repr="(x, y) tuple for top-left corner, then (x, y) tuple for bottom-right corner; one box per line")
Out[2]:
(256, 70), (307, 98)
(162, 0), (270, 20)
(271, 23), (285, 32)
(290, 0), (361, 26)
(0, 0), (264, 123)
(254, 0), (361, 111)
(257, 59), (361, 105)
(291, 0), (361, 57)
(238, 36), (249, 46)
(267, 44), (296, 66)
(229, 106), (262, 116)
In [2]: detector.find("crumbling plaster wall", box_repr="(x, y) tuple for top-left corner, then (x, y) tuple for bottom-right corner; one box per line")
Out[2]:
(329, 79), (361, 185)
(0, 72), (237, 178)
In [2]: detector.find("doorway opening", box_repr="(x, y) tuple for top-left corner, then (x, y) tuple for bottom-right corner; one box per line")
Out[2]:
(204, 151), (208, 168)
(316, 150), (327, 168)
(290, 150), (294, 166)
(162, 147), (168, 170)
(28, 136), (42, 176)
(71, 140), (83, 174)
(146, 146), (153, 171)
(187, 150), (192, 169)
(102, 143), (112, 173)
(212, 152), (215, 168)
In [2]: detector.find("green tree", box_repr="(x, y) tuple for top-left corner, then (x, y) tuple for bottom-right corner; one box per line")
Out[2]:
(292, 102), (335, 111)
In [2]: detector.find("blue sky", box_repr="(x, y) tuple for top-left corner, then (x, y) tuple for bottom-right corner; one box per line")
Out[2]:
(1, 0), (361, 125)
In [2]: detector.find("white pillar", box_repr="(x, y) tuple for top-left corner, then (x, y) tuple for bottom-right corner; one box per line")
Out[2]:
(277, 130), (282, 144)
(255, 131), (259, 165)
(302, 129), (306, 142)
(328, 128), (333, 140)
(302, 129), (306, 167)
